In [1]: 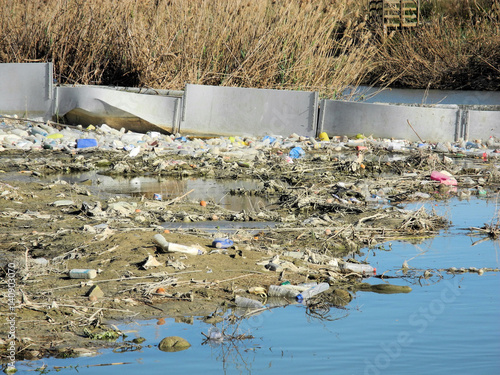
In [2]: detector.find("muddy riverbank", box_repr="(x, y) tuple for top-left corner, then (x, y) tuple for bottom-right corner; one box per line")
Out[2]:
(0, 119), (499, 362)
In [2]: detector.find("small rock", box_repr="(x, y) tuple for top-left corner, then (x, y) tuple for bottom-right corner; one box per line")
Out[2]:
(158, 336), (191, 352)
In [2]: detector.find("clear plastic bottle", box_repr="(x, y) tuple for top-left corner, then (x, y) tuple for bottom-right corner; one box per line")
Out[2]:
(296, 283), (330, 303)
(341, 262), (376, 275)
(234, 296), (264, 309)
(153, 234), (203, 255)
(268, 285), (299, 299)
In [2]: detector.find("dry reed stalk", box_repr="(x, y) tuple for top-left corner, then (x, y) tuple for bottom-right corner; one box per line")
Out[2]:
(0, 0), (498, 92)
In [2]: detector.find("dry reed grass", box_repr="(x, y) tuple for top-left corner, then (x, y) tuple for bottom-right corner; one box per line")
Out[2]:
(0, 0), (498, 94)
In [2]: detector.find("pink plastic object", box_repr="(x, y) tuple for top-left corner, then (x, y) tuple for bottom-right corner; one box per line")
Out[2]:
(430, 171), (457, 186)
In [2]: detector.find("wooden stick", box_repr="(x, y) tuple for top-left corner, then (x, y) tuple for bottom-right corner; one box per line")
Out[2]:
(407, 119), (425, 143)
(165, 189), (195, 205)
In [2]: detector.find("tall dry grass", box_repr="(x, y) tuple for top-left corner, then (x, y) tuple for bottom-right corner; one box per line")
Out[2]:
(0, 0), (498, 93)
(368, 0), (500, 90)
(0, 0), (376, 97)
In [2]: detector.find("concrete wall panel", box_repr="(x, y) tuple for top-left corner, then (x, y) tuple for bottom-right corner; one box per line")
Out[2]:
(56, 86), (180, 134)
(468, 110), (500, 140)
(0, 62), (53, 120)
(319, 100), (460, 142)
(181, 84), (318, 138)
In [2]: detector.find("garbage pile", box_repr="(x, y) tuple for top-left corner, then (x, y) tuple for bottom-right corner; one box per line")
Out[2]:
(0, 116), (499, 160)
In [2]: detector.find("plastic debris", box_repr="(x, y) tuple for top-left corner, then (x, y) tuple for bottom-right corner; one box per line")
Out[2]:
(212, 238), (234, 249)
(76, 139), (98, 148)
(430, 170), (458, 186)
(289, 146), (305, 159)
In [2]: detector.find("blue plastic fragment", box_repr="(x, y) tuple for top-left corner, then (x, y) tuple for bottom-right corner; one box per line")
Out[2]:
(76, 139), (98, 148)
(262, 135), (276, 144)
(212, 238), (234, 249)
(289, 146), (305, 159)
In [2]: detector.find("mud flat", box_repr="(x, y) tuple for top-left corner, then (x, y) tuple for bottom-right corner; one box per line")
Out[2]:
(0, 118), (499, 361)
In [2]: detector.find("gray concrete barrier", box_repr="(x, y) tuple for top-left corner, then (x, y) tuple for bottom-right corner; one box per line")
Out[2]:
(318, 100), (461, 142)
(1, 63), (498, 141)
(0, 62), (53, 120)
(180, 84), (319, 138)
(55, 85), (181, 134)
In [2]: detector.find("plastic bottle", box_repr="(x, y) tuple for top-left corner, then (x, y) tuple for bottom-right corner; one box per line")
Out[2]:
(208, 327), (223, 341)
(267, 285), (300, 299)
(69, 269), (97, 279)
(212, 238), (234, 249)
(153, 234), (203, 255)
(296, 283), (330, 303)
(234, 296), (264, 309)
(341, 262), (376, 276)
(30, 126), (48, 137)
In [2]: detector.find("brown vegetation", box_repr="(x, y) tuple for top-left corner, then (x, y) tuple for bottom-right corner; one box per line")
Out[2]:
(0, 0), (498, 94)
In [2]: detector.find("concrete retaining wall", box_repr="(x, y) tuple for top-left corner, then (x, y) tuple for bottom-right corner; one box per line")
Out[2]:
(1, 63), (498, 142)
(180, 84), (318, 138)
(0, 62), (53, 120)
(318, 100), (461, 142)
(55, 86), (181, 134)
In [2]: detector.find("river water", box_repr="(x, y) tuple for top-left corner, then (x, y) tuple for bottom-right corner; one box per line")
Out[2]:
(13, 196), (499, 374)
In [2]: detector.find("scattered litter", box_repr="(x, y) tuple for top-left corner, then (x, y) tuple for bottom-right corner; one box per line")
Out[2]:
(76, 139), (98, 148)
(212, 238), (234, 249)
(430, 170), (458, 186)
(296, 283), (330, 303)
(87, 285), (104, 299)
(289, 146), (305, 159)
(50, 200), (75, 207)
(153, 234), (204, 255)
(141, 255), (162, 270)
(234, 296), (264, 309)
(69, 269), (97, 279)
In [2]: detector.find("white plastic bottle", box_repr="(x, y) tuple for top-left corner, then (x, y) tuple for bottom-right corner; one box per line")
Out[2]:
(69, 269), (97, 279)
(296, 283), (330, 303)
(153, 234), (203, 255)
(268, 285), (300, 299)
(341, 262), (376, 276)
(234, 296), (264, 309)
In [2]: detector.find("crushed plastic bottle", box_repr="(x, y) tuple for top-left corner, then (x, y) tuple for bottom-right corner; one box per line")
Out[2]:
(296, 283), (330, 303)
(234, 296), (264, 309)
(212, 238), (234, 249)
(341, 262), (376, 276)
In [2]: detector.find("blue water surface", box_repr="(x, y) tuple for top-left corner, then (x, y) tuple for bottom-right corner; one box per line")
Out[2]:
(14, 198), (500, 374)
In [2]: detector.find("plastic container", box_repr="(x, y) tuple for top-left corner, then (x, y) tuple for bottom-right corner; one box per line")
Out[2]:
(30, 126), (48, 137)
(296, 283), (330, 303)
(212, 238), (234, 249)
(289, 146), (305, 159)
(69, 269), (97, 279)
(234, 296), (264, 309)
(268, 285), (299, 299)
(76, 139), (98, 148)
(341, 262), (376, 275)
(208, 327), (223, 341)
(430, 171), (457, 186)
(153, 234), (203, 255)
